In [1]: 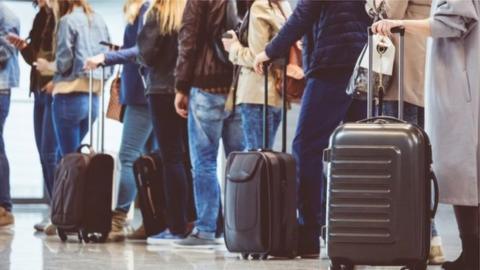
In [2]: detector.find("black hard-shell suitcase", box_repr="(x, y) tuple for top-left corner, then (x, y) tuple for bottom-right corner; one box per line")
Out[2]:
(323, 27), (439, 270)
(51, 67), (114, 243)
(224, 61), (298, 259)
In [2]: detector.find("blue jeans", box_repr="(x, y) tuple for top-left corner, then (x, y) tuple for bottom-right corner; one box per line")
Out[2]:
(116, 104), (156, 212)
(52, 93), (98, 157)
(188, 88), (245, 239)
(33, 91), (59, 199)
(0, 90), (11, 212)
(148, 94), (191, 234)
(238, 104), (281, 150)
(293, 74), (353, 252)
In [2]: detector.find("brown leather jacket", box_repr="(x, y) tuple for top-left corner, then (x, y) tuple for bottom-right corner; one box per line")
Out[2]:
(175, 0), (234, 95)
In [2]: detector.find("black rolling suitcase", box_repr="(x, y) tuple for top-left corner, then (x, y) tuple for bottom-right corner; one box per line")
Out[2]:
(224, 61), (298, 260)
(51, 67), (114, 243)
(133, 152), (197, 237)
(323, 27), (439, 270)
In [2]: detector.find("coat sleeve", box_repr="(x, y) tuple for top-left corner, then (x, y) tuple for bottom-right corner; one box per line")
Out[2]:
(55, 18), (76, 76)
(229, 2), (273, 68)
(0, 10), (19, 68)
(265, 0), (321, 59)
(430, 0), (478, 38)
(174, 0), (206, 94)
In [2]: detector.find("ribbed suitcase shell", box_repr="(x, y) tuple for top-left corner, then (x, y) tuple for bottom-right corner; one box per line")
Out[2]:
(324, 121), (432, 268)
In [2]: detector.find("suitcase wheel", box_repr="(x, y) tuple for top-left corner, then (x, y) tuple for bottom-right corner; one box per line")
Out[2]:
(77, 231), (83, 243)
(79, 230), (88, 243)
(241, 253), (249, 260)
(401, 261), (427, 270)
(260, 254), (268, 260)
(251, 254), (262, 260)
(58, 229), (67, 242)
(330, 261), (353, 270)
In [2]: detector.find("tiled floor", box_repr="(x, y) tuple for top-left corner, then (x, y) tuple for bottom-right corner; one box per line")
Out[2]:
(0, 205), (460, 270)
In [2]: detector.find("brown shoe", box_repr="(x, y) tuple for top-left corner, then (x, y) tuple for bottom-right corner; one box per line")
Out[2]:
(0, 207), (6, 217)
(0, 210), (14, 228)
(127, 224), (146, 240)
(44, 223), (57, 236)
(108, 210), (128, 242)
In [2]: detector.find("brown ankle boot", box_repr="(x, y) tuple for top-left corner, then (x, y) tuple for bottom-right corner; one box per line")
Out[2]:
(108, 210), (128, 242)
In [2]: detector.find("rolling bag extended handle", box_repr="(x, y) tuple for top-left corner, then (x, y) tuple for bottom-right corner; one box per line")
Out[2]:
(367, 26), (405, 120)
(263, 58), (288, 153)
(88, 66), (106, 153)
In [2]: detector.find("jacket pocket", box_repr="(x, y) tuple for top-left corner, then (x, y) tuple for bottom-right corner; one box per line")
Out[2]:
(464, 71), (472, 103)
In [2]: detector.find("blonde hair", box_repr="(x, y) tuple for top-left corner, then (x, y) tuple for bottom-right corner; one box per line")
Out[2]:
(124, 0), (146, 24)
(147, 0), (186, 35)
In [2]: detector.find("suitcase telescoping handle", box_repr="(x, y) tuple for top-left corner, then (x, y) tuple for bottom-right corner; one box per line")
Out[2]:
(263, 57), (288, 153)
(88, 66), (107, 153)
(367, 26), (405, 120)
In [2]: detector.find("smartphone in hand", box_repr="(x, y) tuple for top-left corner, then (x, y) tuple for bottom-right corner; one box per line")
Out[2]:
(222, 32), (233, 39)
(99, 41), (120, 51)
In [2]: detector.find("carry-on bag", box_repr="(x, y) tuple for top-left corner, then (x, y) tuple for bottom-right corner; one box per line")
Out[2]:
(51, 67), (114, 243)
(323, 27), (439, 270)
(133, 151), (197, 237)
(224, 60), (298, 260)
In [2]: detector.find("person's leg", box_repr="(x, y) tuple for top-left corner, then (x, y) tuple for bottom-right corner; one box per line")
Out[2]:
(239, 104), (280, 150)
(53, 94), (87, 156)
(148, 94), (189, 237)
(115, 105), (154, 213)
(78, 94), (98, 146)
(443, 205), (479, 270)
(293, 75), (352, 256)
(0, 90), (12, 218)
(178, 88), (226, 243)
(39, 93), (59, 199)
(344, 98), (367, 123)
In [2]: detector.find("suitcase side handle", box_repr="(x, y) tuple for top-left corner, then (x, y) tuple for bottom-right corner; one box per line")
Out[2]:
(430, 170), (440, 219)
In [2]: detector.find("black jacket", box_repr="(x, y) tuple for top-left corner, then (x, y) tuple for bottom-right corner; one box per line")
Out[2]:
(20, 7), (55, 93)
(265, 0), (371, 79)
(138, 11), (178, 95)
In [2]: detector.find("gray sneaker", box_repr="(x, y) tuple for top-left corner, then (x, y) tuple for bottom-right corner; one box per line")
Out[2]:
(173, 232), (220, 248)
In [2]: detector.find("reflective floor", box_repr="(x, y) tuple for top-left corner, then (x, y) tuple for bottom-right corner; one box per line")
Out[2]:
(0, 205), (459, 270)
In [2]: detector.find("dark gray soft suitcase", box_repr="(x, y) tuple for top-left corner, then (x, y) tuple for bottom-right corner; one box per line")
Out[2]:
(51, 67), (114, 243)
(224, 62), (298, 259)
(323, 27), (439, 270)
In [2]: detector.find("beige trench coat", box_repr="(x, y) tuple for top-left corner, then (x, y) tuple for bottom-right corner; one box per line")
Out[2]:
(228, 0), (292, 108)
(426, 0), (480, 206)
(367, 0), (432, 107)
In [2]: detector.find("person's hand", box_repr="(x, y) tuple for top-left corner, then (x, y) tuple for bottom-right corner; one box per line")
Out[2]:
(42, 81), (54, 94)
(254, 51), (271, 75)
(174, 92), (189, 119)
(6, 33), (27, 50)
(372, 19), (404, 36)
(221, 30), (238, 53)
(35, 58), (54, 73)
(84, 54), (105, 71)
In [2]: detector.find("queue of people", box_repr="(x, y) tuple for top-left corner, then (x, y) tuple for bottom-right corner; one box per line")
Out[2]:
(0, 0), (478, 269)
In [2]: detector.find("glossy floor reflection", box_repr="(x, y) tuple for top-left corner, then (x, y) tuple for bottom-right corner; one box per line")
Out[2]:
(0, 205), (459, 270)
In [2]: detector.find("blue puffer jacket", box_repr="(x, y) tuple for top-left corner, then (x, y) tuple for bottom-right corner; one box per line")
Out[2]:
(265, 0), (371, 78)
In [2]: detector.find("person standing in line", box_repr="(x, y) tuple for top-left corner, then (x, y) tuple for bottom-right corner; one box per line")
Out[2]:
(173, 0), (245, 247)
(84, 0), (156, 242)
(222, 0), (292, 150)
(137, 0), (195, 244)
(0, 1), (20, 229)
(365, 0), (445, 264)
(253, 0), (370, 257)
(372, 1), (479, 269)
(35, 0), (112, 233)
(7, 0), (59, 234)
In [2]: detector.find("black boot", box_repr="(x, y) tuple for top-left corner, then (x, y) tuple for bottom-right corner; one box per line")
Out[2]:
(443, 237), (479, 270)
